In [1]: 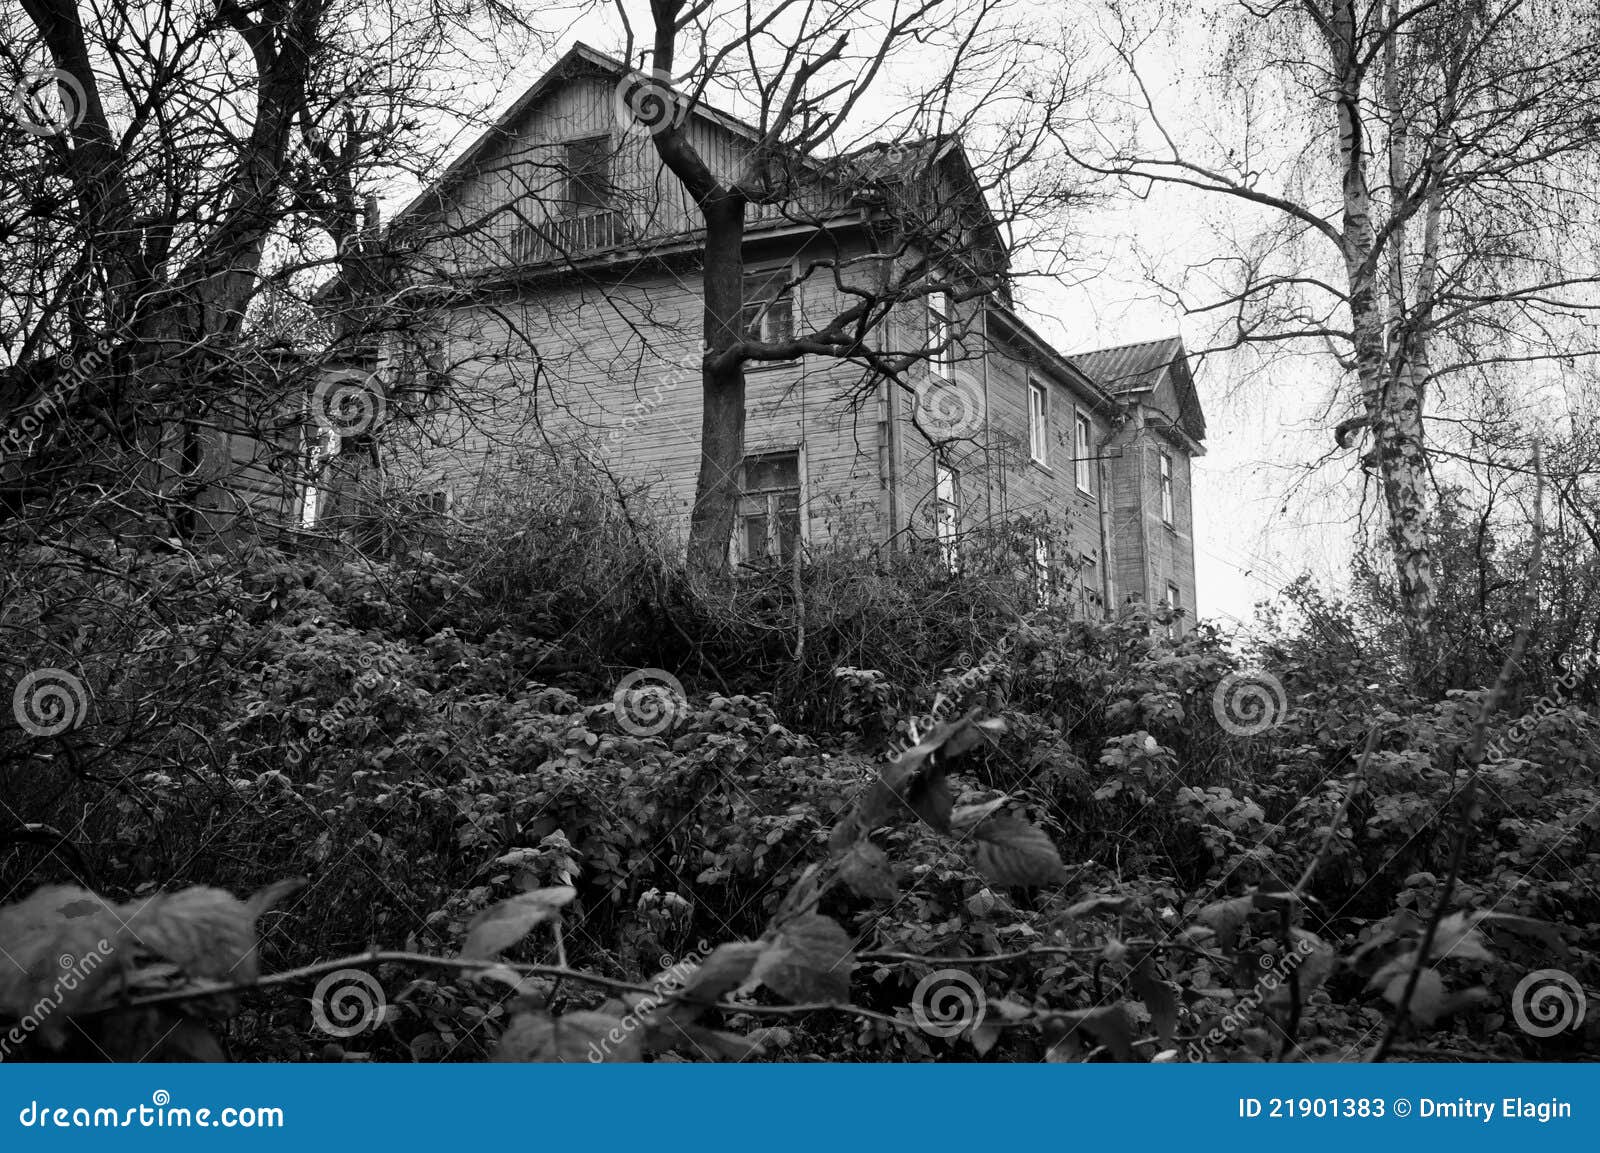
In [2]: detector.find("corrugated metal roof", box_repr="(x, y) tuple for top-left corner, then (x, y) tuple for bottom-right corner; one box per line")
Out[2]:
(1067, 336), (1184, 395)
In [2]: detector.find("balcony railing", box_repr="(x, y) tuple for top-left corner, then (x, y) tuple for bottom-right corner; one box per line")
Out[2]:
(509, 211), (632, 266)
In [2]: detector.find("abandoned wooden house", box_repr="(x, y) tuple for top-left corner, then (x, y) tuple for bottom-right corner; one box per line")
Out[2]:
(305, 42), (1207, 620)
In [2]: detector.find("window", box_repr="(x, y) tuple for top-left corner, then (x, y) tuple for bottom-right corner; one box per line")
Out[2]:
(1159, 452), (1174, 525)
(1033, 533), (1051, 605)
(926, 292), (955, 382)
(563, 136), (613, 213)
(1027, 380), (1049, 465)
(297, 424), (341, 528)
(742, 266), (795, 344)
(738, 450), (802, 563)
(935, 459), (960, 571)
(1075, 413), (1094, 492)
(1080, 550), (1103, 619)
(1165, 581), (1182, 639)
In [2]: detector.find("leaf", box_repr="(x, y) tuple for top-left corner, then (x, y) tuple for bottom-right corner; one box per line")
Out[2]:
(1430, 912), (1494, 963)
(751, 914), (854, 1003)
(1384, 967), (1445, 1025)
(677, 942), (765, 1008)
(0, 885), (124, 1029)
(1129, 959), (1179, 1046)
(1060, 893), (1135, 921)
(970, 1020), (1002, 1056)
(493, 1010), (639, 1062)
(1048, 1004), (1136, 1061)
(970, 817), (1064, 887)
(1194, 895), (1255, 950)
(663, 1024), (769, 1062)
(245, 877), (306, 922)
(125, 886), (260, 981)
(461, 886), (576, 960)
(950, 795), (1009, 833)
(838, 841), (897, 900)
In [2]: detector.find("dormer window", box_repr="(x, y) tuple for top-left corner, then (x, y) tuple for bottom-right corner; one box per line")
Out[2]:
(563, 135), (613, 214)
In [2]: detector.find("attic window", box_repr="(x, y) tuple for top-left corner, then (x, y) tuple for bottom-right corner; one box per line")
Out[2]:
(563, 135), (613, 213)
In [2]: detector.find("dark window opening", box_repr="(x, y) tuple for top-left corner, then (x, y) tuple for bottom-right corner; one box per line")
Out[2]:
(738, 450), (801, 562)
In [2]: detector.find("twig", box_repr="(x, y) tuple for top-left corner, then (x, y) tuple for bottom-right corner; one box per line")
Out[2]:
(1368, 446), (1545, 1062)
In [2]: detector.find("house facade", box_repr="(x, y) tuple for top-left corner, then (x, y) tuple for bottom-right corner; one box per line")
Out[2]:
(321, 43), (1206, 619)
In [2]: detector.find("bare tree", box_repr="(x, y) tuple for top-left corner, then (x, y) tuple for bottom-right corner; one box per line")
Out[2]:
(1062, 0), (1600, 658)
(0, 0), (545, 542)
(611, 0), (1077, 571)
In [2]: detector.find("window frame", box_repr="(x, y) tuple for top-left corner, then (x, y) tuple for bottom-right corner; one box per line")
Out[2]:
(1159, 451), (1174, 526)
(1032, 532), (1051, 605)
(562, 134), (614, 215)
(736, 447), (804, 564)
(1165, 581), (1182, 638)
(934, 458), (960, 572)
(297, 423), (341, 529)
(1027, 379), (1049, 465)
(926, 291), (956, 383)
(1075, 411), (1094, 493)
(741, 263), (797, 351)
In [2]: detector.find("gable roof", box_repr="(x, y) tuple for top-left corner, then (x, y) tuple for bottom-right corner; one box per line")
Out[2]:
(1069, 336), (1206, 444)
(388, 42), (1003, 256)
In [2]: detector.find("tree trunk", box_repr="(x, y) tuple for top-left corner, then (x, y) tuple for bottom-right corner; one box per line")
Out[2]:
(686, 191), (747, 572)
